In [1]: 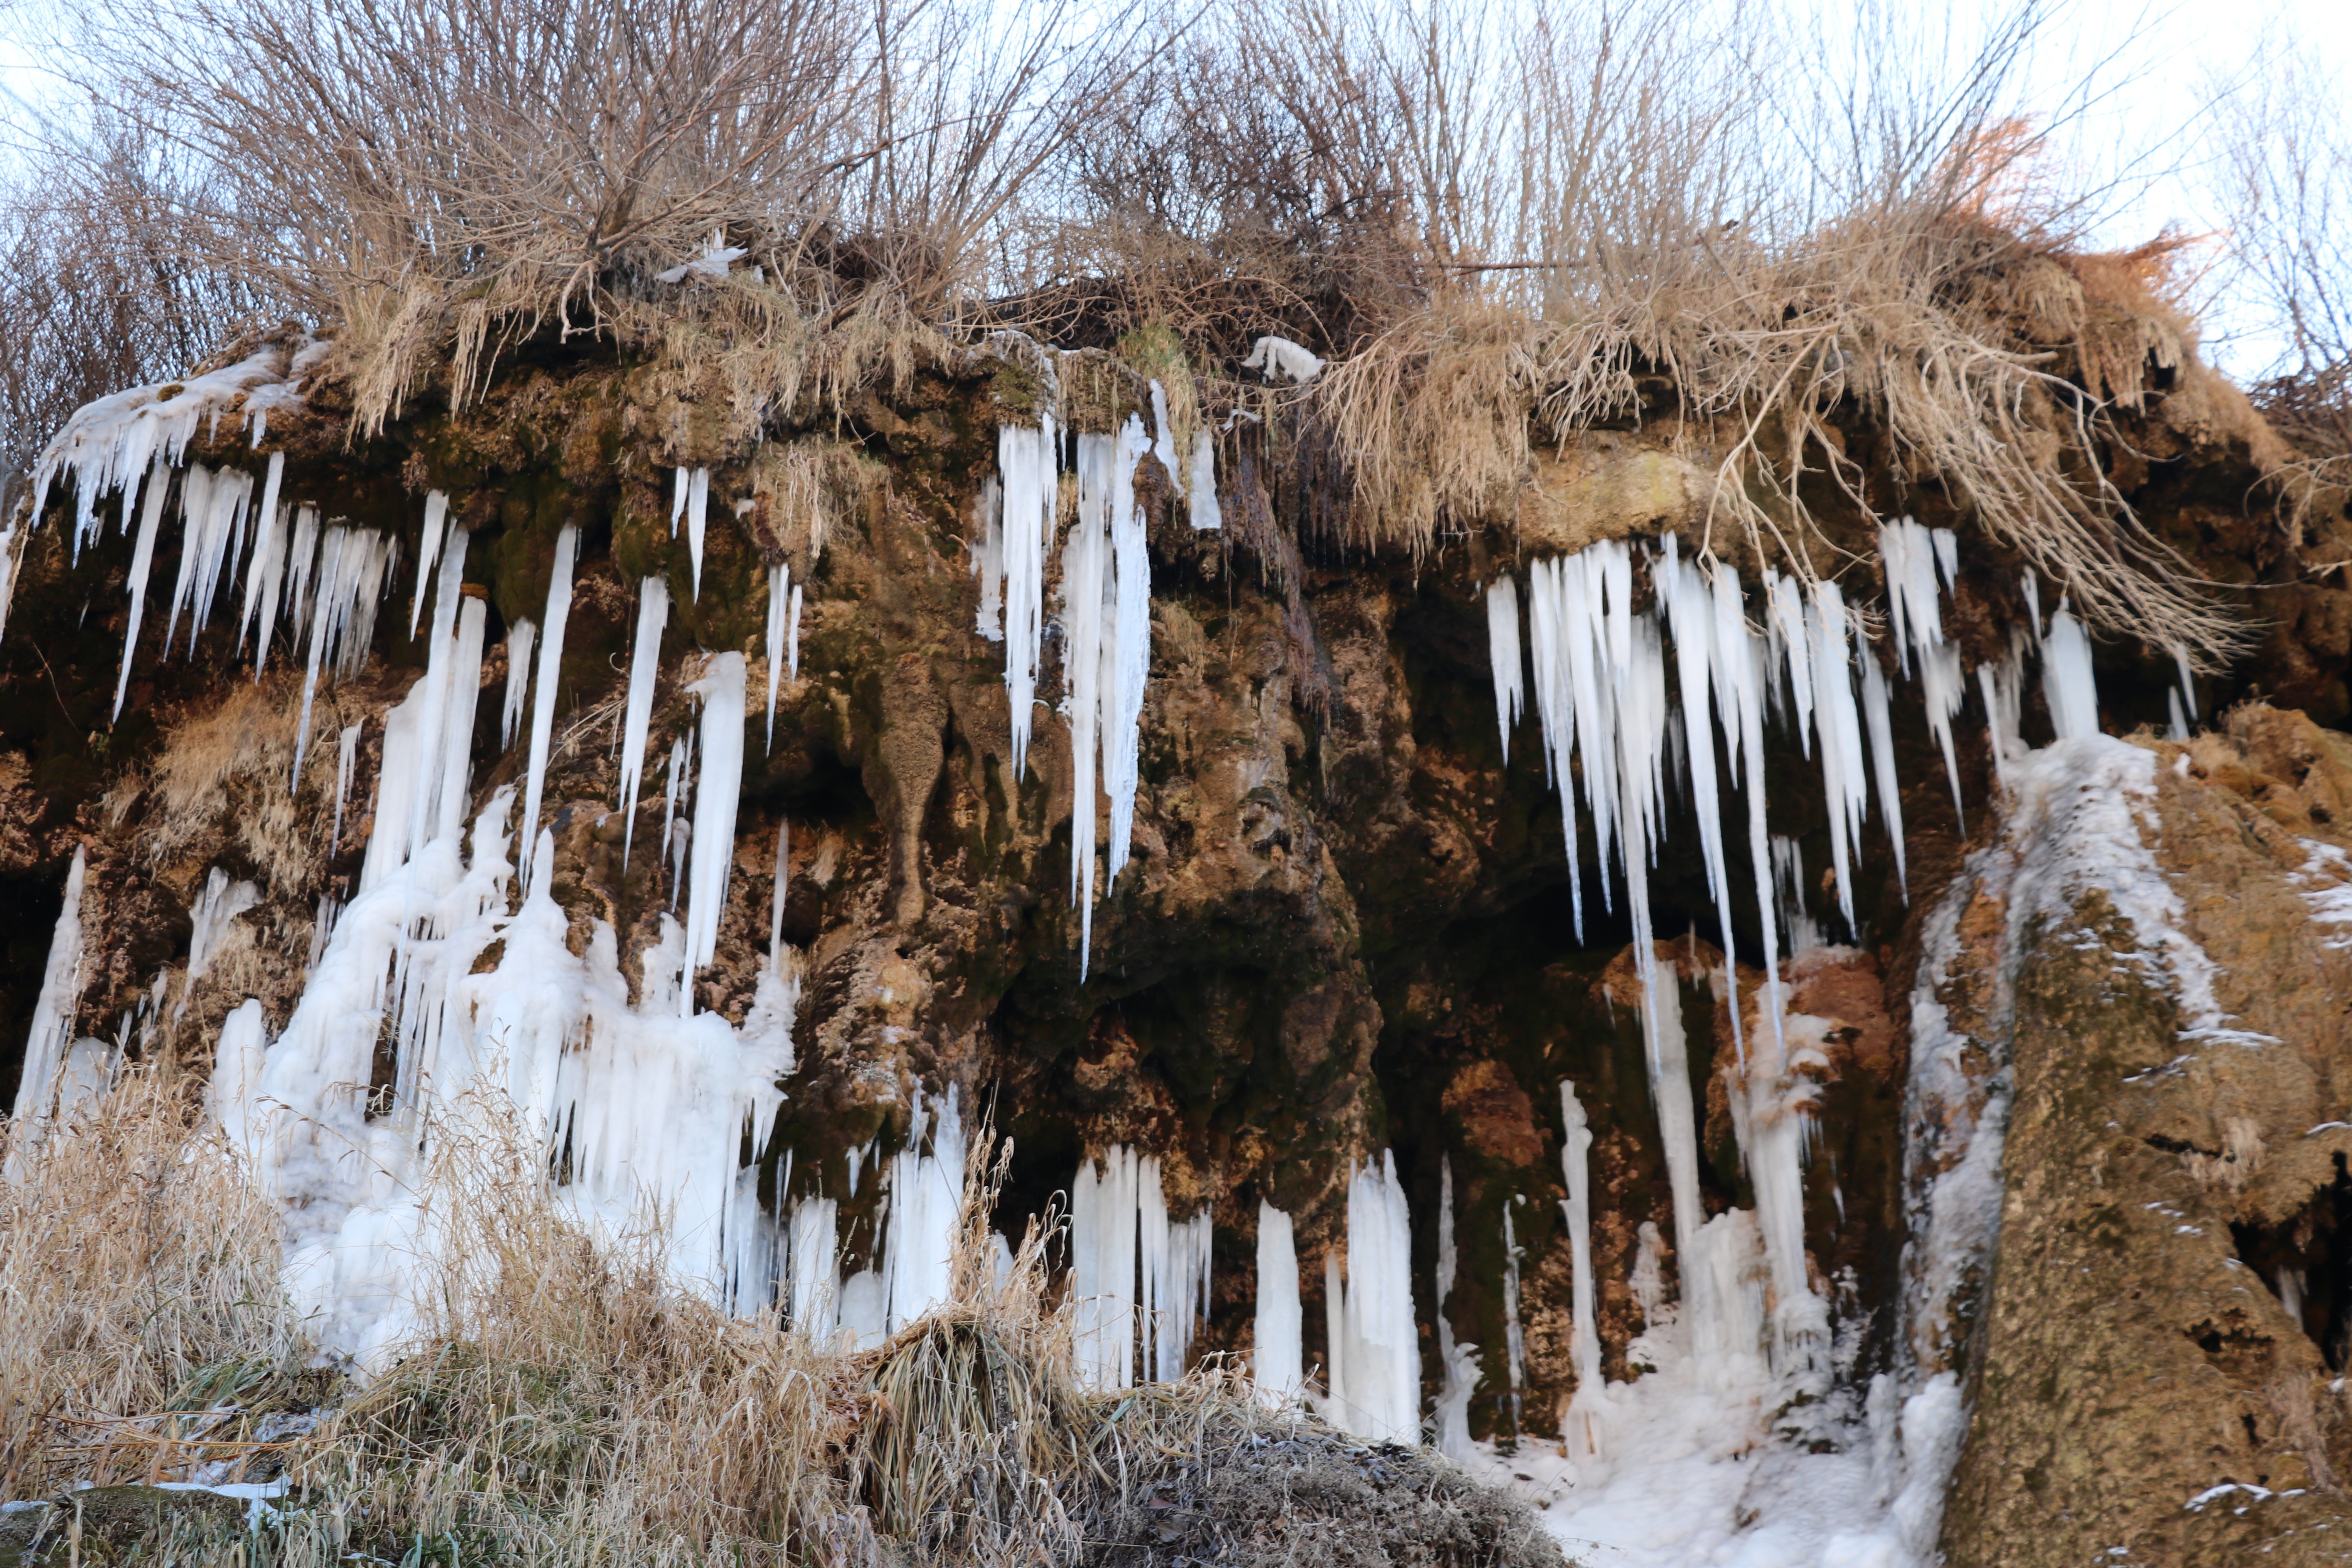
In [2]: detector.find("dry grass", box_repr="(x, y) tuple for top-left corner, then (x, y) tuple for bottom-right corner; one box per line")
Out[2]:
(143, 675), (359, 894)
(0, 1076), (1557, 1566)
(0, 1066), (303, 1499)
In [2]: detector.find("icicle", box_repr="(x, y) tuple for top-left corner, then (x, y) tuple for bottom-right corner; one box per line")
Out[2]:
(1772, 836), (1825, 954)
(768, 821), (790, 966)
(408, 490), (450, 636)
(112, 458), (171, 720)
(1188, 431), (1222, 531)
(9, 848), (88, 1131)
(1977, 646), (2027, 787)
(679, 653), (746, 1010)
(1325, 1152), (1419, 1445)
(1767, 570), (1815, 755)
(1640, 968), (1717, 1370)
(330, 722), (363, 855)
(1501, 1200), (1527, 1436)
(1072, 1145), (1140, 1389)
(765, 564), (790, 750)
(1657, 541), (1736, 1014)
(671, 467), (689, 533)
(208, 1000), (268, 1154)
(788, 1196), (840, 1338)
(516, 526), (579, 881)
(0, 525), (18, 646)
(1147, 380), (1184, 499)
(1432, 1158), (1480, 1459)
(1063, 433), (1112, 966)
(787, 584), (802, 680)
(280, 506), (320, 640)
(1103, 414), (1152, 893)
(2169, 688), (2191, 741)
(1486, 576), (1524, 763)
(998, 420), (1058, 780)
(1859, 644), (1907, 898)
(162, 464), (255, 658)
(238, 453), (286, 653)
(1805, 581), (1871, 936)
(2022, 570), (2044, 642)
(500, 620), (536, 750)
(686, 467), (710, 599)
(1878, 519), (1966, 818)
(617, 577), (670, 866)
(1255, 1200), (1303, 1403)
(181, 865), (260, 1012)
(971, 475), (1005, 640)
(2172, 643), (2199, 723)
(1558, 1083), (1602, 1396)
(1707, 563), (1785, 1051)
(1724, 1005), (1831, 1392)
(661, 735), (689, 907)
(2042, 606), (2100, 741)
(882, 1089), (965, 1332)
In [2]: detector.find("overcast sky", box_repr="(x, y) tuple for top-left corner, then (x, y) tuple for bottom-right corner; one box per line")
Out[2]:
(1, 0), (2345, 375)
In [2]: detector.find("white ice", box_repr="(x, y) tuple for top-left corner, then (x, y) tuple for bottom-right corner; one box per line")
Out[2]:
(9, 848), (87, 1131)
(1188, 431), (1222, 531)
(998, 421), (1058, 780)
(408, 491), (451, 637)
(1255, 1199), (1304, 1403)
(516, 525), (579, 882)
(1487, 576), (1524, 764)
(765, 563), (791, 748)
(1241, 336), (1325, 385)
(499, 620), (535, 751)
(678, 653), (746, 1010)
(617, 576), (670, 866)
(1324, 1151), (1419, 1444)
(2041, 606), (2101, 741)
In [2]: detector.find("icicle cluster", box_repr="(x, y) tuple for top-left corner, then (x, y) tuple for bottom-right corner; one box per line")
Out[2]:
(1070, 1146), (1213, 1390)
(1323, 1152), (1419, 1443)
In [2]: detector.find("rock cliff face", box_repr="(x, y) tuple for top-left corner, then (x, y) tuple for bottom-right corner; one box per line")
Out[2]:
(5, 314), (2352, 1561)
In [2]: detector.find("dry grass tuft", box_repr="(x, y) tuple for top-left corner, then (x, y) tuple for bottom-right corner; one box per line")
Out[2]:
(4, 1076), (1553, 1564)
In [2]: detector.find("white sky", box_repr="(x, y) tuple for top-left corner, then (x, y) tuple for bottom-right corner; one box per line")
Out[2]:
(0, 0), (2345, 374)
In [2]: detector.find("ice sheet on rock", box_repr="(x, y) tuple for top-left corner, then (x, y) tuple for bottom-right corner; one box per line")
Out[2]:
(9, 848), (87, 1130)
(499, 620), (535, 751)
(788, 1196), (840, 1339)
(997, 421), (1058, 779)
(1486, 577), (1524, 764)
(1188, 431), (1221, 530)
(1255, 1200), (1303, 1403)
(1325, 1151), (1418, 1444)
(679, 653), (746, 1008)
(516, 526), (579, 881)
(617, 577), (669, 866)
(2290, 839), (2352, 949)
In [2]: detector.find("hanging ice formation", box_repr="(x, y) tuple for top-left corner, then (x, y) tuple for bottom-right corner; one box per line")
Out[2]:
(331, 723), (363, 855)
(408, 491), (451, 637)
(1069, 1146), (1212, 1390)
(9, 848), (88, 1130)
(1062, 417), (1154, 976)
(971, 474), (1004, 640)
(0, 524), (20, 645)
(882, 1089), (968, 1334)
(672, 467), (711, 599)
(1432, 1157), (1481, 1460)
(201, 595), (793, 1363)
(1556, 1083), (1602, 1405)
(764, 562), (792, 749)
(182, 867), (260, 1014)
(2042, 606), (2100, 740)
(1880, 519), (1965, 816)
(1254, 1200), (1304, 1402)
(678, 654), (747, 1011)
(995, 419), (1059, 779)
(1486, 577), (1524, 763)
(1323, 1152), (1419, 1444)
(499, 620), (536, 750)
(616, 577), (670, 864)
(290, 526), (399, 790)
(516, 526), (579, 880)
(1188, 432), (1222, 531)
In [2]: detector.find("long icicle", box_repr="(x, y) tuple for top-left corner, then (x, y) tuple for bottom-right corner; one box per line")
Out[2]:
(617, 575), (670, 866)
(517, 526), (579, 882)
